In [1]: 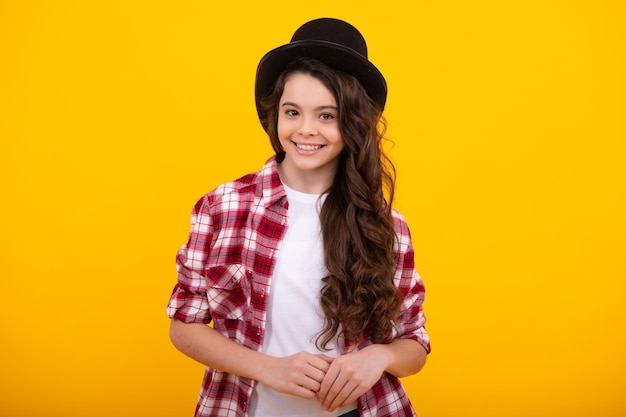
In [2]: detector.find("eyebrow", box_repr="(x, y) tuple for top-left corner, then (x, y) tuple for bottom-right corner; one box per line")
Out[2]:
(280, 101), (338, 111)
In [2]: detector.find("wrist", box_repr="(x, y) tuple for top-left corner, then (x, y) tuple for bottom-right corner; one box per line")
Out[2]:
(362, 343), (394, 373)
(253, 353), (277, 384)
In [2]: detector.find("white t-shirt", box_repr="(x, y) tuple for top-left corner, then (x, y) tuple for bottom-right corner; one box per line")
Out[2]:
(248, 184), (356, 417)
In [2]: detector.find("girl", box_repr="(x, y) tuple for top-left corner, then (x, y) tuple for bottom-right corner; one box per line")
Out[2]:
(167, 18), (430, 417)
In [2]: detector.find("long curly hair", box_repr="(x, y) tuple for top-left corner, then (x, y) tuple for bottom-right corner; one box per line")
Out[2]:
(259, 58), (402, 348)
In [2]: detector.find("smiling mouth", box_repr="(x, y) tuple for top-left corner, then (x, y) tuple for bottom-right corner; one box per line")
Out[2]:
(294, 142), (324, 151)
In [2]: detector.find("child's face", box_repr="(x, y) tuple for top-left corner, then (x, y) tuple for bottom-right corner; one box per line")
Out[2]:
(277, 72), (344, 190)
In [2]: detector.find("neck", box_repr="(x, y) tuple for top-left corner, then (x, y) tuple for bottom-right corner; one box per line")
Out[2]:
(277, 161), (336, 194)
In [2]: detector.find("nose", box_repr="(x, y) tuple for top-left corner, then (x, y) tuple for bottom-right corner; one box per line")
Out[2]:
(297, 116), (317, 136)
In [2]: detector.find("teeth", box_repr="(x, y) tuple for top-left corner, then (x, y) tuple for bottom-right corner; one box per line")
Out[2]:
(296, 143), (323, 151)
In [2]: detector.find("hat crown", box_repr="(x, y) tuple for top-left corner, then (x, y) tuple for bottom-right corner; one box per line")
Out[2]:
(290, 18), (368, 58)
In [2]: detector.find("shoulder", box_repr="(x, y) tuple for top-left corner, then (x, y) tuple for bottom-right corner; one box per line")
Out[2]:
(195, 172), (260, 219)
(209, 171), (260, 201)
(195, 156), (281, 215)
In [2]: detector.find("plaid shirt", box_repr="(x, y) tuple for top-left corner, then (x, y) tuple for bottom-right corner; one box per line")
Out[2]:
(167, 156), (430, 417)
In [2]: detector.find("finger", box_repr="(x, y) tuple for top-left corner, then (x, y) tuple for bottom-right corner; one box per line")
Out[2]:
(315, 353), (336, 364)
(317, 365), (339, 404)
(304, 366), (326, 385)
(294, 371), (322, 397)
(327, 381), (358, 411)
(291, 384), (318, 400)
(319, 371), (349, 411)
(308, 355), (332, 373)
(338, 386), (362, 409)
(321, 378), (350, 412)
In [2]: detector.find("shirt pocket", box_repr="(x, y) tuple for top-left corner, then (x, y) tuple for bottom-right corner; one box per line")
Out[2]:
(205, 264), (252, 320)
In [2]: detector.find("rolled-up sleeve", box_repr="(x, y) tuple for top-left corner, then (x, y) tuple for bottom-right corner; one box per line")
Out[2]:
(392, 213), (431, 353)
(166, 196), (214, 324)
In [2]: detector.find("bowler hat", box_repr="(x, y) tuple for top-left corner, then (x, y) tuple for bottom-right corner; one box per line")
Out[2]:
(255, 18), (387, 131)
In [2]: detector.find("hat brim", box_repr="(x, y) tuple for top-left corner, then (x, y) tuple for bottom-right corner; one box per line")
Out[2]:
(255, 40), (387, 131)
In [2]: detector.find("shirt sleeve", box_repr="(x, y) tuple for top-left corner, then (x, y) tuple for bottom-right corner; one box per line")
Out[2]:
(166, 196), (214, 324)
(392, 213), (431, 353)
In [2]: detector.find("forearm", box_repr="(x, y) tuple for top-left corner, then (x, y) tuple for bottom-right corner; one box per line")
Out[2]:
(169, 318), (270, 381)
(368, 338), (428, 378)
(170, 318), (332, 399)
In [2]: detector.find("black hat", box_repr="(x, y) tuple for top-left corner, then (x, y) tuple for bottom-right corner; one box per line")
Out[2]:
(255, 18), (387, 131)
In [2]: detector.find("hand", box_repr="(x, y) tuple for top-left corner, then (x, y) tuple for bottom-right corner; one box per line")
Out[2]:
(317, 346), (389, 412)
(260, 352), (332, 400)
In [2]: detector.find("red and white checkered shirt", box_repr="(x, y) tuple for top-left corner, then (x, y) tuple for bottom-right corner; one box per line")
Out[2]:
(167, 156), (430, 417)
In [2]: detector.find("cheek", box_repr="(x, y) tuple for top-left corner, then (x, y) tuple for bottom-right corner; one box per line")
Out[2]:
(326, 127), (344, 146)
(276, 119), (293, 142)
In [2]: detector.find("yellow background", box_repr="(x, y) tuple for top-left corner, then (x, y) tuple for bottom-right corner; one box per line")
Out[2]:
(1, 1), (624, 416)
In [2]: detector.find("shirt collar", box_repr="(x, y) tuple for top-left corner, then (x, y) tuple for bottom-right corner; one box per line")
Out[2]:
(259, 155), (287, 208)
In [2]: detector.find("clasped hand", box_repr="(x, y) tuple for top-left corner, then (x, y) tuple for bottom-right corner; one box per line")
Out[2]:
(264, 346), (386, 413)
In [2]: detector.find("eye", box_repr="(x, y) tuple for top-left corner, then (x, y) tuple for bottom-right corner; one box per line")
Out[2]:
(319, 112), (336, 120)
(285, 109), (299, 117)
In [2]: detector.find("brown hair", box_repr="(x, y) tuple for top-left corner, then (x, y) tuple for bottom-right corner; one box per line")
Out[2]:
(260, 58), (402, 348)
